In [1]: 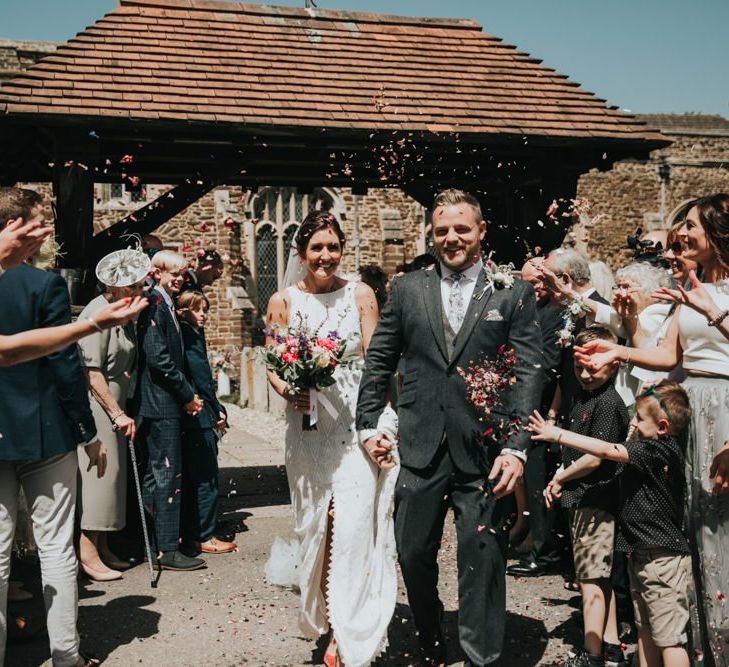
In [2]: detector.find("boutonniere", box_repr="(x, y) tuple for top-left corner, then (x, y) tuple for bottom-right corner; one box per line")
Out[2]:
(473, 284), (492, 301)
(482, 254), (516, 292)
(557, 298), (591, 348)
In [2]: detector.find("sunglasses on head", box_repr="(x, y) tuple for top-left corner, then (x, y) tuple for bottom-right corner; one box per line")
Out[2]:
(639, 384), (672, 423)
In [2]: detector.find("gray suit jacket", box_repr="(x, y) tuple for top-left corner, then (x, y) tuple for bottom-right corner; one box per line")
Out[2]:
(356, 264), (543, 475)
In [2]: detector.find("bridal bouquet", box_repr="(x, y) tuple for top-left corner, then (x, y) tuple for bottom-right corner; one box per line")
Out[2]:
(458, 344), (521, 443)
(262, 313), (347, 430)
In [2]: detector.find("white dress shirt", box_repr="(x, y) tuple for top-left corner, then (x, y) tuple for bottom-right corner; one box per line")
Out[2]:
(440, 258), (484, 319)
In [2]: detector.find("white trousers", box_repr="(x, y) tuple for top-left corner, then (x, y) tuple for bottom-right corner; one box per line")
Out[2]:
(0, 451), (80, 667)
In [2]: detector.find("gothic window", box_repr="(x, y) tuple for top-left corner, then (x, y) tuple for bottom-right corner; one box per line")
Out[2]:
(255, 224), (278, 319)
(247, 187), (344, 318)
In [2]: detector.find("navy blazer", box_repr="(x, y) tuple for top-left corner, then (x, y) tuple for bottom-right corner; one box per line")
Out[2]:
(0, 264), (96, 460)
(180, 322), (223, 431)
(133, 288), (195, 420)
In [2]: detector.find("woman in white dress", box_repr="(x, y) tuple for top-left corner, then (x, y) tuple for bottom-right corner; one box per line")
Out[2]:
(576, 194), (729, 665)
(264, 211), (399, 667)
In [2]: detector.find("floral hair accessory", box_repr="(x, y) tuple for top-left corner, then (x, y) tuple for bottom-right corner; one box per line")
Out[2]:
(96, 248), (151, 287)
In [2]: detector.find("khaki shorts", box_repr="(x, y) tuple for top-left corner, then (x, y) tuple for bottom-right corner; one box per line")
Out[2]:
(569, 507), (615, 581)
(628, 549), (690, 648)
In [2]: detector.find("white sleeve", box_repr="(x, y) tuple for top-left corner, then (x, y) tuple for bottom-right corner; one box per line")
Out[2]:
(593, 302), (627, 339)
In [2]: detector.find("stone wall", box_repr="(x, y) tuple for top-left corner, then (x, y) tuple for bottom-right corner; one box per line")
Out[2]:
(87, 183), (424, 388)
(577, 125), (729, 270)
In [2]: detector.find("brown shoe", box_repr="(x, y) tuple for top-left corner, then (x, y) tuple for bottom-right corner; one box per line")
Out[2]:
(197, 537), (237, 554)
(7, 613), (45, 642)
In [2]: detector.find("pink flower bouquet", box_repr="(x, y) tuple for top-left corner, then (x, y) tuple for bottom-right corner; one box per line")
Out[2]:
(263, 313), (347, 430)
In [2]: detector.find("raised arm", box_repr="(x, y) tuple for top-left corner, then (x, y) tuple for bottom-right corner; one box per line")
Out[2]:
(529, 410), (630, 463)
(575, 312), (682, 373)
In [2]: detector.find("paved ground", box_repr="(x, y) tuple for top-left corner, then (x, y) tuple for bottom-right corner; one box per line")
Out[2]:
(7, 406), (583, 667)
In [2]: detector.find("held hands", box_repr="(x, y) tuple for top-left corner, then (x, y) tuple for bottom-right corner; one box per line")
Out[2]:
(363, 433), (397, 470)
(184, 394), (204, 416)
(653, 270), (718, 318)
(84, 439), (108, 479)
(488, 453), (523, 499)
(0, 218), (53, 269)
(527, 411), (562, 443)
(709, 442), (729, 495)
(95, 296), (148, 329)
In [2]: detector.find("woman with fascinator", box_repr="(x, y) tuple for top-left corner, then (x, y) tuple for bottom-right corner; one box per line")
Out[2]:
(76, 248), (150, 581)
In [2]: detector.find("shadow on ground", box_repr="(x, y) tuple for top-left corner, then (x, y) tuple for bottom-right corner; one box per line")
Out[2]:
(5, 590), (160, 667)
(218, 464), (290, 510)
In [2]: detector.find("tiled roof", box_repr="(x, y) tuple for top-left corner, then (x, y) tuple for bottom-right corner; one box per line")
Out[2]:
(0, 0), (663, 144)
(637, 113), (729, 137)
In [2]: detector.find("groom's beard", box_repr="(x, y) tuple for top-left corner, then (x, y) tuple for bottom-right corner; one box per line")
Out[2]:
(439, 247), (481, 272)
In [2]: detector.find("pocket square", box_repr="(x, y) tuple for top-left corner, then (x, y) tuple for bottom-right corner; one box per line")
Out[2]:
(485, 309), (504, 322)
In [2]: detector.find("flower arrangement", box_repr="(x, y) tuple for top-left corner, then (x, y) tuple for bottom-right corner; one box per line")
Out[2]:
(473, 254), (516, 300)
(458, 345), (522, 445)
(557, 298), (592, 347)
(262, 313), (347, 430)
(458, 344), (517, 416)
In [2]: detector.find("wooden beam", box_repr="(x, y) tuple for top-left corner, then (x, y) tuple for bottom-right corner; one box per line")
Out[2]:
(90, 178), (217, 263)
(53, 163), (95, 268)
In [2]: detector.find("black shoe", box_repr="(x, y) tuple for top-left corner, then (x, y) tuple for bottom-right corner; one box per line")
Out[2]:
(506, 559), (558, 577)
(556, 649), (605, 666)
(603, 642), (627, 667)
(418, 639), (446, 667)
(154, 550), (206, 571)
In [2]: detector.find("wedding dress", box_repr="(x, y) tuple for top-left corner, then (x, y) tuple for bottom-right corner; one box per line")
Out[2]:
(264, 282), (399, 667)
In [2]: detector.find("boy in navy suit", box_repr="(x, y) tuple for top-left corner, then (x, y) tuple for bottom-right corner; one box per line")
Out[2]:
(134, 250), (205, 571)
(176, 291), (235, 554)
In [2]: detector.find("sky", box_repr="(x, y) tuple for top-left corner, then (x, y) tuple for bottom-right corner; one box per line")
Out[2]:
(1, 0), (727, 117)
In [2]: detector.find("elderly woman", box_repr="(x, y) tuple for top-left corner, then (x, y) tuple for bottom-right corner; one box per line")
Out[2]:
(76, 248), (150, 581)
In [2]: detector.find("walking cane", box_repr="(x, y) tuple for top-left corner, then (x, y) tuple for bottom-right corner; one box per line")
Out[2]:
(127, 438), (158, 588)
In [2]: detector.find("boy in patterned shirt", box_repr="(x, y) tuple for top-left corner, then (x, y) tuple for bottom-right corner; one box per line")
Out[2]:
(543, 326), (630, 667)
(531, 380), (692, 667)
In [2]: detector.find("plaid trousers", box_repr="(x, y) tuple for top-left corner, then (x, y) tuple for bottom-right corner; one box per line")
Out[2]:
(138, 417), (182, 553)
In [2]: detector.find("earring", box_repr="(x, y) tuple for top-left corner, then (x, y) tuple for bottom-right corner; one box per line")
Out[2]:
(299, 258), (305, 266)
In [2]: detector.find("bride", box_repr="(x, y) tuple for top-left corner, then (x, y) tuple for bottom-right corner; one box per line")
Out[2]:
(264, 210), (399, 666)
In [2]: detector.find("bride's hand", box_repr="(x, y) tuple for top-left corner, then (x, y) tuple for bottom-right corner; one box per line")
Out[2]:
(363, 434), (396, 470)
(285, 387), (310, 411)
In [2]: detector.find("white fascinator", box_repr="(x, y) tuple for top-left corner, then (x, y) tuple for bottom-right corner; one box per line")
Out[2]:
(95, 248), (151, 288)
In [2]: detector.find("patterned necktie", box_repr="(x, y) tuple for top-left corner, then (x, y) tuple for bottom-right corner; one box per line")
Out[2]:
(447, 272), (465, 332)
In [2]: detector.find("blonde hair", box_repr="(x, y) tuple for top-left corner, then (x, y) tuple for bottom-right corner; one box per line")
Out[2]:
(151, 249), (187, 273)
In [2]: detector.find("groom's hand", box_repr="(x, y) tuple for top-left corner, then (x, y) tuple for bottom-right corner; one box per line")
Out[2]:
(488, 453), (523, 499)
(363, 434), (396, 470)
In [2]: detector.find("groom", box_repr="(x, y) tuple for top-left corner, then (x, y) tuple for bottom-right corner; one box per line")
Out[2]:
(356, 189), (543, 666)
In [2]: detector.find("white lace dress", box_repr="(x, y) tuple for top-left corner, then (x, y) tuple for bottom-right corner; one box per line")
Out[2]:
(265, 282), (399, 667)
